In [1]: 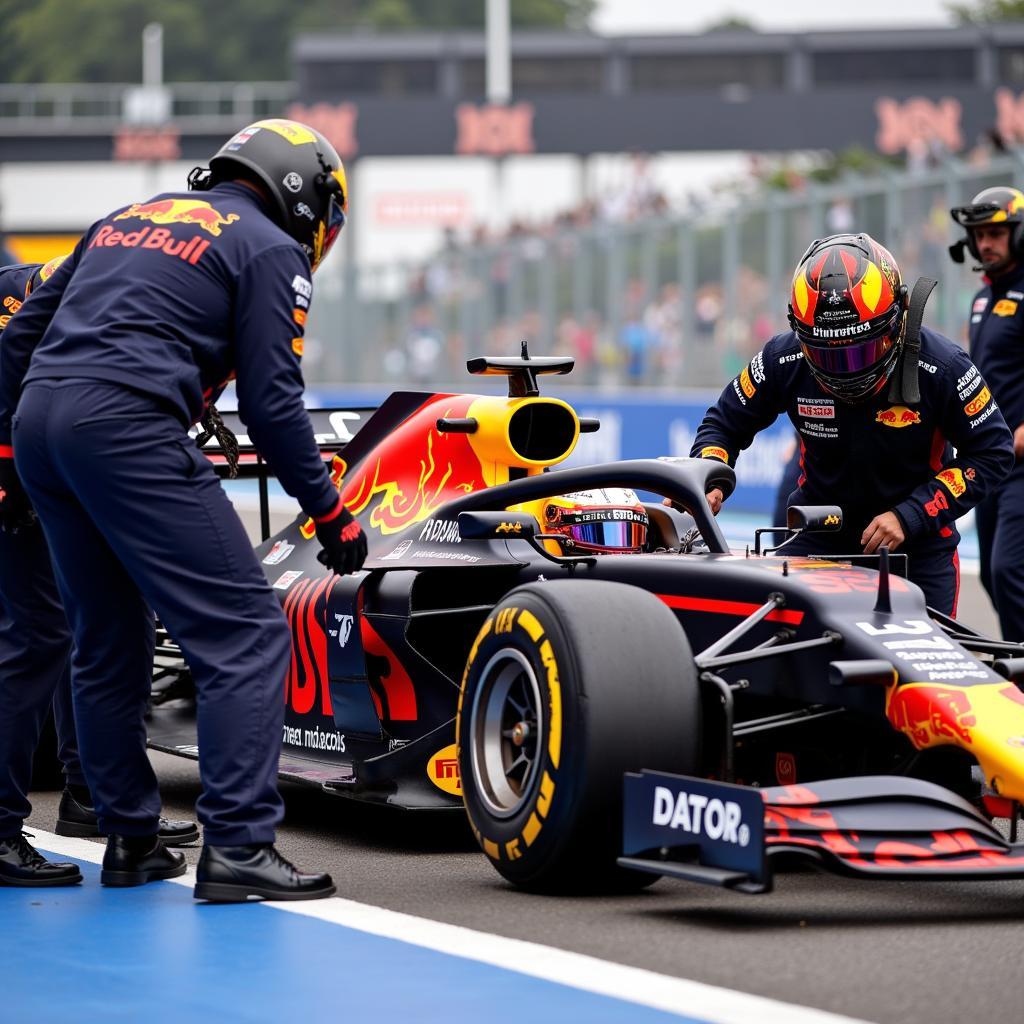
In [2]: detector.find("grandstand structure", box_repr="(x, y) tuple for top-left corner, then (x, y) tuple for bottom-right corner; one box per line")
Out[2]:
(4, 24), (1024, 387)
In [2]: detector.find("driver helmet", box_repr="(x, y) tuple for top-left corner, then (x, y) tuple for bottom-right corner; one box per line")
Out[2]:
(541, 488), (649, 554)
(949, 185), (1024, 273)
(189, 118), (347, 272)
(788, 232), (907, 403)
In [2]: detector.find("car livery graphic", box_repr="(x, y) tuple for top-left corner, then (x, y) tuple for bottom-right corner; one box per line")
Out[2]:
(148, 350), (1024, 895)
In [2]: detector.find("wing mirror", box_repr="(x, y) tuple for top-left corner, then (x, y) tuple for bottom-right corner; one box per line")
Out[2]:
(754, 505), (843, 555)
(457, 511), (596, 568)
(787, 506), (843, 532)
(457, 511), (537, 541)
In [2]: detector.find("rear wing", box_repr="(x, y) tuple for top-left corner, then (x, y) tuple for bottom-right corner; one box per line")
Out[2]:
(190, 407), (376, 539)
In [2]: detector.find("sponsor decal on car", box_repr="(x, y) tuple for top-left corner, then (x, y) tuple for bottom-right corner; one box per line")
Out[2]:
(427, 743), (462, 796)
(272, 569), (303, 590)
(875, 406), (921, 427)
(650, 785), (751, 845)
(419, 518), (462, 544)
(334, 613), (354, 648)
(383, 539), (413, 561)
(262, 540), (295, 565)
(775, 752), (797, 785)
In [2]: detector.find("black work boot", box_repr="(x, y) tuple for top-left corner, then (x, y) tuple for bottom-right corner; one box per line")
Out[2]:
(0, 832), (82, 887)
(194, 844), (335, 903)
(56, 787), (199, 846)
(101, 834), (187, 887)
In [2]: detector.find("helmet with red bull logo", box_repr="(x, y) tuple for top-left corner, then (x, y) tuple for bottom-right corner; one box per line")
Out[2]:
(188, 118), (347, 272)
(949, 185), (1024, 273)
(788, 233), (908, 403)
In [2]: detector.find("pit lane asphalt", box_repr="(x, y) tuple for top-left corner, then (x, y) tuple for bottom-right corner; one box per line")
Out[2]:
(25, 506), (1014, 1024)
(25, 755), (1024, 1024)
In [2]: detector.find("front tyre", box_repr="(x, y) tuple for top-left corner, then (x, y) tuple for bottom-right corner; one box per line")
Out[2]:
(458, 579), (701, 893)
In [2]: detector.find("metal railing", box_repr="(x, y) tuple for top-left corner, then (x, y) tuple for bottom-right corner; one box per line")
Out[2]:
(304, 153), (1024, 390)
(0, 82), (294, 131)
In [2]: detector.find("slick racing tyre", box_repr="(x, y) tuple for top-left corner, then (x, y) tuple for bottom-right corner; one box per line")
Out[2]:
(458, 579), (701, 893)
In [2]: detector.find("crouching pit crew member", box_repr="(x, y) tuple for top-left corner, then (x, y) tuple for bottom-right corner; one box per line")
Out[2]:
(691, 233), (1014, 616)
(0, 119), (366, 900)
(950, 187), (1024, 641)
(0, 258), (196, 888)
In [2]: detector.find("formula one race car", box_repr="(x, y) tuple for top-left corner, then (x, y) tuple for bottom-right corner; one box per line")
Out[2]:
(147, 351), (1024, 894)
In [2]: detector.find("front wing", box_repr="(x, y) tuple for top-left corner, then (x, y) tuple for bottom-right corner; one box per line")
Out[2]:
(620, 771), (1024, 893)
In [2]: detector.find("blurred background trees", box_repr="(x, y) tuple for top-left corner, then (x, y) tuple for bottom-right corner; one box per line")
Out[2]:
(0, 0), (596, 83)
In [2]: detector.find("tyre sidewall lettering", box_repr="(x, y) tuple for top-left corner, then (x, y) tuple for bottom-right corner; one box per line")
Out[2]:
(459, 600), (566, 866)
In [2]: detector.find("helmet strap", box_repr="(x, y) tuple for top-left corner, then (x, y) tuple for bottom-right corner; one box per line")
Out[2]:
(886, 277), (936, 405)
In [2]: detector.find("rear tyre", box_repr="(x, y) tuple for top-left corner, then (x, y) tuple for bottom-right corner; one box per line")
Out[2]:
(458, 579), (701, 893)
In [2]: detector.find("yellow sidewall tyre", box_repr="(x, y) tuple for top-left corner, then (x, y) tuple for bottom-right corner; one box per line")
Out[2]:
(458, 579), (700, 894)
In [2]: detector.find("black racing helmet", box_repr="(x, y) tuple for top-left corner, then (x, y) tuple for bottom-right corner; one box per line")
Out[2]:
(788, 233), (908, 403)
(189, 118), (347, 272)
(949, 185), (1024, 271)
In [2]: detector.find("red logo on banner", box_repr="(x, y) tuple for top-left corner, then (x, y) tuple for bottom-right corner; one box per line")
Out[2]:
(455, 103), (535, 156)
(284, 102), (359, 160)
(875, 96), (962, 155)
(113, 128), (181, 161)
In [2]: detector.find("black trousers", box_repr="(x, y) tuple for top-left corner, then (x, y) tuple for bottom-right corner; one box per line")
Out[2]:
(14, 379), (291, 844)
(0, 520), (83, 837)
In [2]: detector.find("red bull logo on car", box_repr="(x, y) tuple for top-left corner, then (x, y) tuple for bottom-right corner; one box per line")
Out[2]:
(886, 683), (978, 748)
(338, 396), (488, 536)
(114, 198), (240, 237)
(875, 406), (921, 428)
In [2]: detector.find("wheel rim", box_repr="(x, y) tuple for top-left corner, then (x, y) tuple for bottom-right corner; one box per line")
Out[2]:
(469, 647), (544, 819)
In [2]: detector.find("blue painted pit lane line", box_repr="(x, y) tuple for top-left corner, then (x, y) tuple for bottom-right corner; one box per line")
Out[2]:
(2, 830), (872, 1024)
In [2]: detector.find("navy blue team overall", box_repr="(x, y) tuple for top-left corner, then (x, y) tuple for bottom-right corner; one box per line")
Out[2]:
(969, 264), (1024, 641)
(0, 263), (84, 839)
(0, 184), (341, 844)
(692, 329), (1014, 616)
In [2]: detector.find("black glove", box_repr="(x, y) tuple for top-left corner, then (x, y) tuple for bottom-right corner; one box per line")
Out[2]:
(314, 502), (367, 575)
(0, 454), (35, 532)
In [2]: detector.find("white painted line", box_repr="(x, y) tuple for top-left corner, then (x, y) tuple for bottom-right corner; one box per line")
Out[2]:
(28, 828), (874, 1024)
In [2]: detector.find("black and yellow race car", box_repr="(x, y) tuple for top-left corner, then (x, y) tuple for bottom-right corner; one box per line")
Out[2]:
(147, 352), (1024, 895)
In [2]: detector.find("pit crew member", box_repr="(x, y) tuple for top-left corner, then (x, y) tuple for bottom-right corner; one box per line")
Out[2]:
(691, 233), (1014, 615)
(950, 187), (1024, 641)
(0, 119), (365, 900)
(0, 258), (198, 887)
